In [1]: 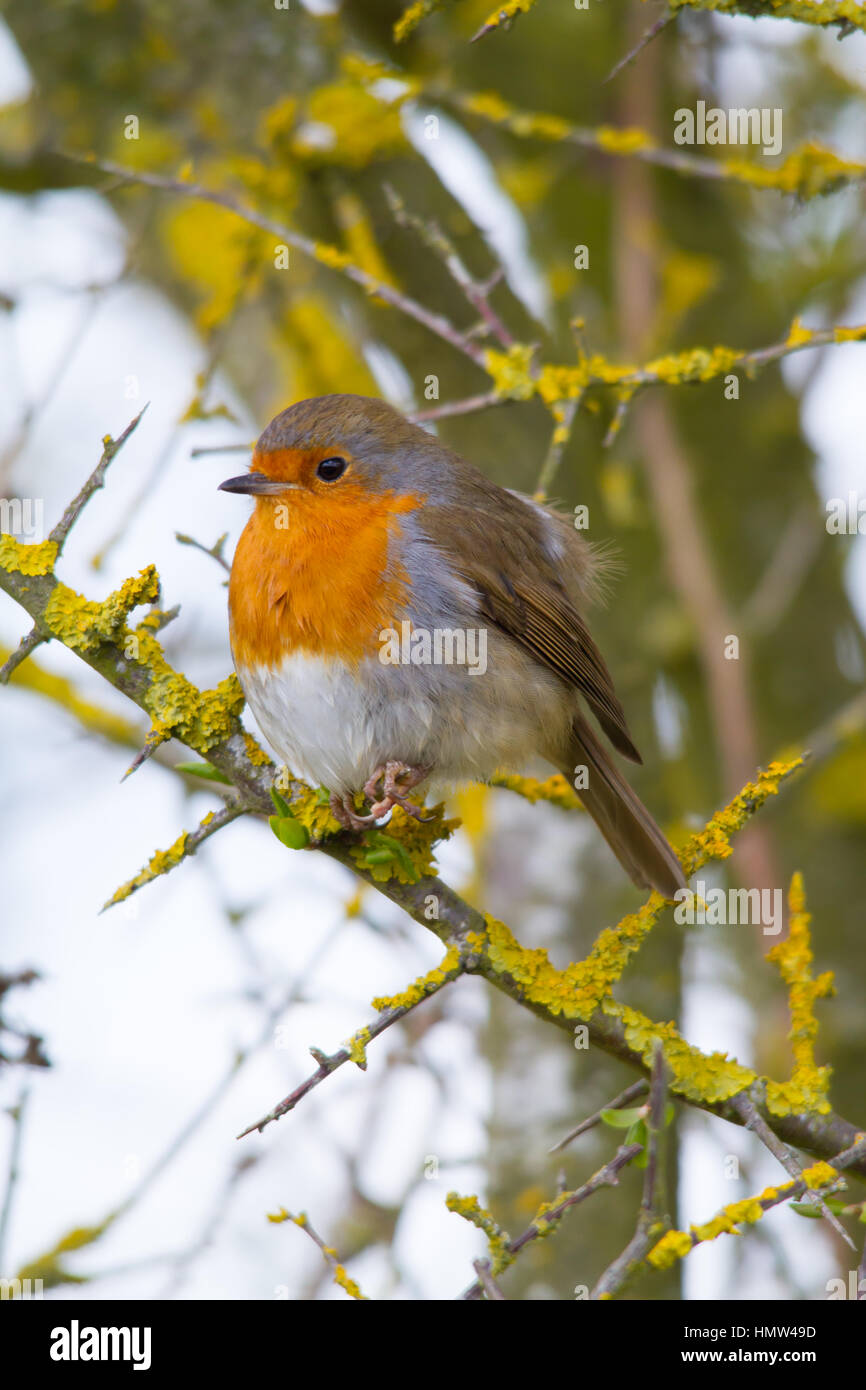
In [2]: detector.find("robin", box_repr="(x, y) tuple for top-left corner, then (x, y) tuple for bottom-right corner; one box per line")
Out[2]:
(220, 394), (686, 897)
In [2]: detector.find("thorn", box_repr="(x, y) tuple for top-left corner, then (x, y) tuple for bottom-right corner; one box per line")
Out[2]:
(121, 733), (167, 781)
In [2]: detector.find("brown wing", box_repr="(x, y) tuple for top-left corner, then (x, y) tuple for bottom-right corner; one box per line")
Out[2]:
(418, 498), (641, 763)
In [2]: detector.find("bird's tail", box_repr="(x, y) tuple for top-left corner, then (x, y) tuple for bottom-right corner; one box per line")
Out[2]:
(558, 716), (687, 898)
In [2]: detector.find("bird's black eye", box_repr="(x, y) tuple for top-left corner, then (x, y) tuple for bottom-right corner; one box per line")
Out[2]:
(316, 456), (347, 482)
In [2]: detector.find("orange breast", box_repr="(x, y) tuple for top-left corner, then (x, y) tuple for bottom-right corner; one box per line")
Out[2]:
(229, 481), (421, 668)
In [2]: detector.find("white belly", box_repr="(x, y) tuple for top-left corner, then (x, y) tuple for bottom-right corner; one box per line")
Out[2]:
(237, 645), (573, 796)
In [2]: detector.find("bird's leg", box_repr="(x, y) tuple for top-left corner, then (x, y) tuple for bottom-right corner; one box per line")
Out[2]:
(368, 761), (432, 822)
(362, 765), (387, 806)
(329, 791), (378, 832)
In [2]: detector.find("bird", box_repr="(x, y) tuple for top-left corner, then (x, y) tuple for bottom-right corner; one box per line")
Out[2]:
(219, 393), (686, 898)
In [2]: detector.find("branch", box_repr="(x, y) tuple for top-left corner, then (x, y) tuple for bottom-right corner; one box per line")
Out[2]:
(384, 184), (514, 348)
(591, 1040), (670, 1298)
(457, 1142), (643, 1299)
(102, 804), (245, 910)
(2, 446), (864, 1181)
(668, 0), (866, 38)
(645, 1136), (866, 1275)
(49, 407), (148, 555)
(452, 90), (866, 198)
(267, 1208), (368, 1300)
(236, 945), (467, 1137)
(59, 154), (490, 369)
(731, 1092), (853, 1249)
(549, 1079), (649, 1154)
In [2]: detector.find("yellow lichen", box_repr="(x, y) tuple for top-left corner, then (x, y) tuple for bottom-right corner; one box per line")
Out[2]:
(595, 125), (657, 154)
(764, 874), (834, 1117)
(484, 343), (538, 400)
(648, 1180), (802, 1269)
(445, 1192), (512, 1276)
(393, 0), (442, 42)
(371, 946), (462, 1012)
(801, 1160), (838, 1188)
(243, 730), (271, 767)
(104, 827), (196, 907)
(0, 535), (58, 576)
(668, 0), (866, 38)
(475, 0), (537, 36)
(313, 242), (355, 272)
(346, 1025), (371, 1067)
(333, 1265), (367, 1300)
(347, 801), (460, 885)
(646, 1229), (693, 1270)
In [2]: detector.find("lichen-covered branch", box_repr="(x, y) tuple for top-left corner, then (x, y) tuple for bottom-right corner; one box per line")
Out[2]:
(59, 158), (866, 431)
(2, 450), (864, 1180)
(452, 89), (866, 198)
(267, 1208), (368, 1300)
(454, 1141), (644, 1299)
(646, 1137), (866, 1274)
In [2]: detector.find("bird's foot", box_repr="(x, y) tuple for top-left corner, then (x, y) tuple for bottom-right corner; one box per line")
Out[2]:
(329, 792), (378, 832)
(363, 761), (433, 823)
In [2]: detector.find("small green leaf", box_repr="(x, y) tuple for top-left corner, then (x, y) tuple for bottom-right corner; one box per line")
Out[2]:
(364, 848), (396, 865)
(268, 815), (310, 849)
(790, 1202), (824, 1219)
(176, 760), (232, 785)
(372, 831), (420, 881)
(624, 1117), (649, 1166)
(270, 786), (292, 817)
(600, 1106), (646, 1129)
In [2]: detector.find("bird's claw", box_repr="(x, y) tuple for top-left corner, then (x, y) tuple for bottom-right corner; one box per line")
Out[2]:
(331, 761), (432, 832)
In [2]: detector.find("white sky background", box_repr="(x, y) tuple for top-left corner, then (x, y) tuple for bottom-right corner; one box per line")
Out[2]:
(0, 14), (864, 1301)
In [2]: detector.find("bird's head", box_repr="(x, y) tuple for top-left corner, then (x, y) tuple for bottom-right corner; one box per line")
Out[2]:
(219, 394), (448, 508)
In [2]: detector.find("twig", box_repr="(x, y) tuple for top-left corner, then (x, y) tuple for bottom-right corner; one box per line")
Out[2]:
(603, 10), (675, 85)
(473, 1258), (506, 1299)
(49, 407), (148, 555)
(731, 1092), (854, 1250)
(175, 531), (231, 574)
(385, 184), (514, 348)
(409, 390), (503, 424)
(533, 396), (580, 500)
(121, 730), (170, 782)
(0, 629), (47, 685)
(591, 1040), (670, 1298)
(602, 392), (634, 448)
(272, 1209), (368, 1299)
(633, 1133), (866, 1279)
(549, 1079), (649, 1154)
(237, 952), (467, 1138)
(450, 89), (866, 197)
(103, 803), (245, 910)
(460, 1142), (642, 1299)
(59, 154), (490, 369)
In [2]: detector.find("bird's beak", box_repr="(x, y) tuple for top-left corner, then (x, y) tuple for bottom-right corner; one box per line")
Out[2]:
(218, 472), (297, 496)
